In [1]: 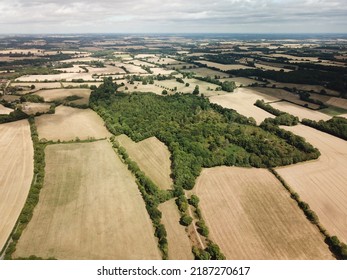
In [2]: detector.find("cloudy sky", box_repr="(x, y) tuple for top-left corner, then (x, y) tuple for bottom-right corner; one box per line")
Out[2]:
(0, 0), (346, 34)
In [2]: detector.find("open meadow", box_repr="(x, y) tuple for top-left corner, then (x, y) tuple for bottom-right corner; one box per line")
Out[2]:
(158, 200), (193, 260)
(0, 120), (33, 252)
(14, 140), (161, 259)
(116, 135), (172, 190)
(35, 106), (111, 141)
(276, 125), (347, 244)
(194, 166), (333, 259)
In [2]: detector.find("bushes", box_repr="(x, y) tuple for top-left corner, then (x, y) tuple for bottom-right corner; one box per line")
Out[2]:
(326, 236), (347, 260)
(180, 214), (193, 226)
(196, 220), (209, 237)
(192, 242), (225, 260)
(188, 195), (199, 208)
(260, 121), (320, 161)
(176, 195), (189, 213)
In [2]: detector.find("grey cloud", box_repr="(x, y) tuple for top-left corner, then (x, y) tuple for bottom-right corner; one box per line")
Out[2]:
(0, 0), (346, 33)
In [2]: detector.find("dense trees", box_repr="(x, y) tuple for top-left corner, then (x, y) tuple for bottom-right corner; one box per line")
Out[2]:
(90, 88), (322, 190)
(20, 94), (44, 103)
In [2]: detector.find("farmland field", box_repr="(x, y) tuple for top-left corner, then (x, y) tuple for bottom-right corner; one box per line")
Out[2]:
(326, 97), (347, 110)
(268, 82), (340, 96)
(147, 57), (181, 65)
(130, 60), (156, 67)
(194, 166), (333, 259)
(220, 77), (262, 87)
(181, 67), (229, 78)
(269, 53), (319, 61)
(0, 120), (33, 252)
(10, 82), (62, 90)
(271, 101), (331, 121)
(0, 104), (13, 114)
(35, 88), (91, 104)
(155, 78), (224, 95)
(150, 68), (175, 75)
(255, 63), (291, 72)
(195, 60), (254, 71)
(16, 72), (98, 82)
(119, 83), (163, 95)
(14, 141), (161, 259)
(158, 200), (193, 260)
(276, 125), (347, 243)
(21, 102), (51, 115)
(116, 63), (147, 74)
(254, 87), (321, 109)
(116, 134), (172, 190)
(209, 88), (277, 124)
(62, 82), (103, 88)
(35, 106), (111, 141)
(55, 64), (87, 73)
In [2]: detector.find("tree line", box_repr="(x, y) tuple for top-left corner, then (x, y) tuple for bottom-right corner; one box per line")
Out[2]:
(302, 117), (347, 140)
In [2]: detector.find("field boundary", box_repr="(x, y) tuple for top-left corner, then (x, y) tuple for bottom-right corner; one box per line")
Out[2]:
(111, 137), (172, 259)
(3, 117), (51, 260)
(269, 168), (347, 260)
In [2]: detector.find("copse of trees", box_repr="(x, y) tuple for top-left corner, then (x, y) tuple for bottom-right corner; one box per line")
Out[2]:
(90, 83), (321, 191)
(20, 94), (44, 103)
(260, 120), (320, 162)
(302, 117), (347, 140)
